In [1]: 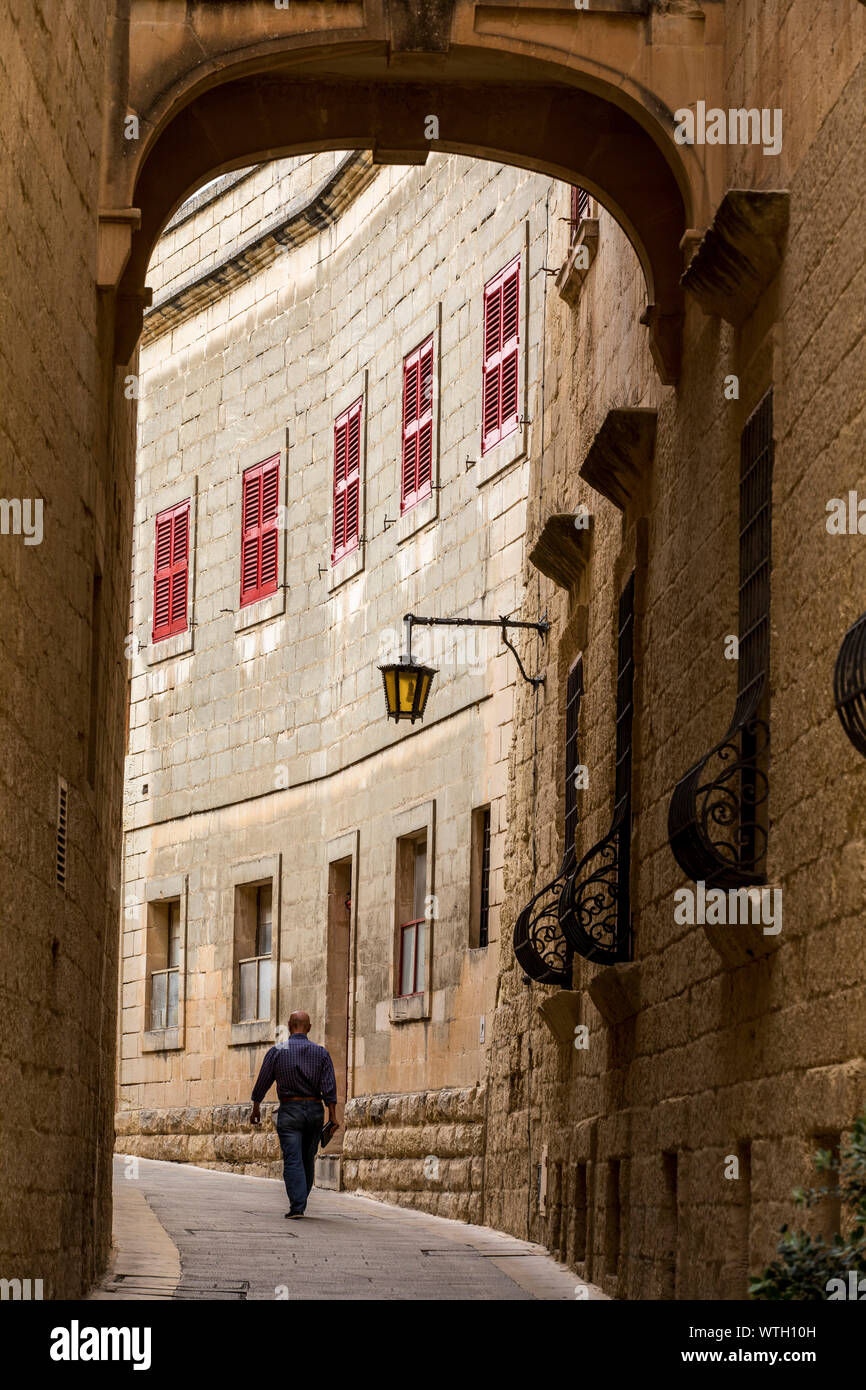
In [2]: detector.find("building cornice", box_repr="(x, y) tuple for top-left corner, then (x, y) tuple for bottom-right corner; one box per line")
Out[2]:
(142, 151), (378, 344)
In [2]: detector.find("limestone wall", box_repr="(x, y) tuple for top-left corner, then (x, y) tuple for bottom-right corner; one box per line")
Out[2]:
(342, 1084), (487, 1222)
(0, 0), (134, 1297)
(487, 0), (866, 1300)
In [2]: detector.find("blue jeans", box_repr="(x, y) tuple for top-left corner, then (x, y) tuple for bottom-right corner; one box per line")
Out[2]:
(275, 1100), (323, 1213)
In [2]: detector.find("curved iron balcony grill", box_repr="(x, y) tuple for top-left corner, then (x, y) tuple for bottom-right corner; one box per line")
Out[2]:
(834, 610), (866, 757)
(512, 657), (583, 985)
(668, 389), (773, 889)
(668, 686), (769, 888)
(558, 800), (631, 964)
(558, 573), (635, 965)
(512, 858), (575, 986)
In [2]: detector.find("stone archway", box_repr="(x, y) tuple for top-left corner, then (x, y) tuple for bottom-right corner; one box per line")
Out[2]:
(101, 2), (721, 383)
(0, 0), (722, 1299)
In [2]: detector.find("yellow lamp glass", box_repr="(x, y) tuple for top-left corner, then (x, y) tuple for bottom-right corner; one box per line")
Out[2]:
(379, 660), (436, 723)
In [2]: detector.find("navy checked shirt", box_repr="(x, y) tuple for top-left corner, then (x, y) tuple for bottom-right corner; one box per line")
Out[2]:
(252, 1034), (338, 1106)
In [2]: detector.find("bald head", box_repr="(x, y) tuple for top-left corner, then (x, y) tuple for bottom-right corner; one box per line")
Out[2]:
(288, 1011), (311, 1035)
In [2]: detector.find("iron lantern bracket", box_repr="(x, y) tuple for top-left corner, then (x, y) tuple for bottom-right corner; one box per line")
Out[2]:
(402, 612), (550, 687)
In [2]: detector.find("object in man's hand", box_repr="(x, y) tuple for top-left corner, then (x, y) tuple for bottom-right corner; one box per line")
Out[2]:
(321, 1120), (337, 1148)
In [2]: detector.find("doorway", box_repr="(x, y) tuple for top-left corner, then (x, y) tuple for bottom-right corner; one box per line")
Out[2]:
(325, 855), (354, 1151)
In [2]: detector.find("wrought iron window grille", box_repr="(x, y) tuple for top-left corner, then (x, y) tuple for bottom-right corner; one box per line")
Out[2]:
(834, 610), (866, 757)
(668, 390), (773, 888)
(512, 659), (584, 985)
(558, 572), (635, 965)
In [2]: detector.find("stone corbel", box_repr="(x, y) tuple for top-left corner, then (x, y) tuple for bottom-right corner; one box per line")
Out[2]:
(555, 218), (599, 307)
(579, 407), (657, 511)
(703, 907), (783, 969)
(640, 304), (682, 385)
(97, 208), (141, 290)
(529, 513), (592, 593)
(680, 190), (790, 325)
(587, 960), (641, 1025)
(536, 990), (581, 1044)
(115, 287), (153, 365)
(679, 227), (705, 270)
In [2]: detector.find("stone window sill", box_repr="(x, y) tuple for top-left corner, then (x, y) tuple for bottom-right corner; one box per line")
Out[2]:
(397, 489), (438, 543)
(145, 628), (194, 665)
(229, 1019), (276, 1048)
(142, 1027), (183, 1053)
(556, 218), (599, 307)
(234, 587), (286, 632)
(476, 424), (527, 488)
(329, 543), (365, 594)
(390, 992), (430, 1024)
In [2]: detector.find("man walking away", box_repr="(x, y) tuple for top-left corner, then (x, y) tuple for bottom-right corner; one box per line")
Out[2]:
(250, 1010), (339, 1219)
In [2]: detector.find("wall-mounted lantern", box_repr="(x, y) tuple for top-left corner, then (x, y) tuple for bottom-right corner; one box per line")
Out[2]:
(379, 611), (549, 724)
(379, 652), (437, 724)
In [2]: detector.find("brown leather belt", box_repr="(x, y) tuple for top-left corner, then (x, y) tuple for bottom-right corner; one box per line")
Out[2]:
(281, 1095), (321, 1102)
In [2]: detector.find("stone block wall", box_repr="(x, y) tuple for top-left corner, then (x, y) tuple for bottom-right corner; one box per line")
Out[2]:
(0, 1), (134, 1298)
(486, 0), (866, 1300)
(115, 1103), (283, 1179)
(342, 1085), (487, 1222)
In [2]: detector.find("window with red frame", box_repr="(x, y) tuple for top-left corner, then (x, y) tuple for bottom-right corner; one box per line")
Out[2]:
(401, 337), (434, 513)
(333, 397), (362, 562)
(240, 455), (280, 606)
(398, 835), (427, 997)
(482, 257), (520, 454)
(570, 186), (590, 244)
(152, 500), (190, 641)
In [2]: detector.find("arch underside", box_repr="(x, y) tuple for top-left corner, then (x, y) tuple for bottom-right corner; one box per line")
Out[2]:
(117, 57), (688, 380)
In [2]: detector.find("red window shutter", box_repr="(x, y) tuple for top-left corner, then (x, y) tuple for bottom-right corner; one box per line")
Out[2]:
(240, 455), (280, 606)
(570, 186), (589, 243)
(152, 500), (190, 642)
(333, 397), (362, 562)
(481, 257), (520, 454)
(400, 337), (434, 513)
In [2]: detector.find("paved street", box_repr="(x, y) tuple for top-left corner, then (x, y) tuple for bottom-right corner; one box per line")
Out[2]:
(92, 1155), (603, 1301)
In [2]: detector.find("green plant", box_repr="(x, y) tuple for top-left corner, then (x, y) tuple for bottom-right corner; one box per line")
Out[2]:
(749, 1112), (866, 1300)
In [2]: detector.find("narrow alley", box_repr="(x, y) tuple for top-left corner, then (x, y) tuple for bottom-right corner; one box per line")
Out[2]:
(91, 1157), (603, 1302)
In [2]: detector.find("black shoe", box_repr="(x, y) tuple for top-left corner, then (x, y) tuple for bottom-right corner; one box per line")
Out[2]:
(285, 1210), (305, 1219)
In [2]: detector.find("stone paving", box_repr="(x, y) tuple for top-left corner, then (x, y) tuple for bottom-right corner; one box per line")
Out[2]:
(92, 1155), (605, 1301)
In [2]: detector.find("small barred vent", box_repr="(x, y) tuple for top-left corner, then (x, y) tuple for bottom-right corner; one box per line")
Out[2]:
(56, 778), (68, 888)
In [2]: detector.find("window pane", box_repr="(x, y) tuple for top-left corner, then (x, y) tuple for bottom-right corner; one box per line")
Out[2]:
(239, 960), (256, 1021)
(257, 957), (271, 1020)
(415, 921), (426, 993)
(166, 968), (179, 1028)
(479, 808), (491, 949)
(256, 885), (272, 956)
(400, 925), (415, 996)
(413, 840), (427, 921)
(151, 971), (167, 1030)
(167, 902), (181, 968)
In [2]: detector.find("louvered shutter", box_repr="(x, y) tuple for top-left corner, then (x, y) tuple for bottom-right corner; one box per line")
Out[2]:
(481, 257), (520, 454)
(333, 397), (362, 561)
(170, 505), (188, 627)
(570, 186), (589, 243)
(153, 500), (190, 641)
(240, 456), (280, 605)
(401, 356), (420, 506)
(241, 469), (261, 603)
(401, 337), (434, 513)
(259, 459), (279, 592)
